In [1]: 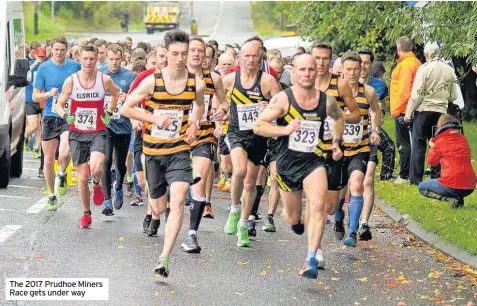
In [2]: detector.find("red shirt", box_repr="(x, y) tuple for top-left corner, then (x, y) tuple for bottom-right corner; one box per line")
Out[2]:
(229, 60), (278, 80)
(128, 68), (155, 136)
(428, 128), (476, 190)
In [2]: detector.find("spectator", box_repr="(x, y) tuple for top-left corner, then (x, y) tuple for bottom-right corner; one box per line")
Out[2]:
(418, 114), (476, 208)
(390, 36), (422, 184)
(296, 46), (306, 54)
(122, 8), (130, 32)
(405, 42), (457, 185)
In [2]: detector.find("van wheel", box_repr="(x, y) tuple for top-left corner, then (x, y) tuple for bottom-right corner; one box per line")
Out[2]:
(0, 133), (11, 188)
(11, 117), (25, 178)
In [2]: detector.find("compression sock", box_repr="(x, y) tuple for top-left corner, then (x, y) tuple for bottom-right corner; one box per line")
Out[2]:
(334, 198), (346, 222)
(251, 185), (264, 217)
(348, 195), (364, 233)
(189, 194), (207, 231)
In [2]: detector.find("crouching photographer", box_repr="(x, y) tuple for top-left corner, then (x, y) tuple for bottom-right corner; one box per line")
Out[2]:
(418, 114), (476, 208)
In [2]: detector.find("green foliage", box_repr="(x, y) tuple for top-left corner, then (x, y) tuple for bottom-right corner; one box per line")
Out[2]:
(56, 6), (74, 21)
(249, 2), (283, 37)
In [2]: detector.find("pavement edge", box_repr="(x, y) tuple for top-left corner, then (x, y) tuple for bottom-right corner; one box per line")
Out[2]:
(374, 196), (477, 270)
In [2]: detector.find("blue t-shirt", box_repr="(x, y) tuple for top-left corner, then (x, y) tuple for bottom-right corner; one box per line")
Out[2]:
(33, 59), (81, 117)
(99, 67), (136, 134)
(368, 77), (388, 101)
(26, 59), (40, 103)
(97, 61), (108, 71)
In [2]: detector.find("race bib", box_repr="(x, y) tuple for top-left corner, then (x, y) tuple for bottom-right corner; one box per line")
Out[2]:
(322, 116), (333, 139)
(237, 103), (259, 131)
(201, 95), (210, 123)
(52, 95), (70, 115)
(288, 120), (321, 153)
(103, 96), (111, 111)
(74, 107), (97, 131)
(343, 118), (363, 144)
(151, 109), (184, 139)
(111, 100), (122, 120)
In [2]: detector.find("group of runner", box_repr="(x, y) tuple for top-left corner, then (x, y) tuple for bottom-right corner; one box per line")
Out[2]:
(29, 29), (392, 279)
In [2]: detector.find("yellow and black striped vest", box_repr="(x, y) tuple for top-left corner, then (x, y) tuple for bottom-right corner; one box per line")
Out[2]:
(343, 82), (370, 156)
(319, 74), (344, 152)
(192, 69), (215, 146)
(143, 68), (196, 156)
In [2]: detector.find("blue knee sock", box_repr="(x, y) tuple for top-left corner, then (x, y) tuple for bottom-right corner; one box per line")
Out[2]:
(334, 198), (346, 222)
(348, 195), (364, 233)
(306, 250), (316, 263)
(133, 173), (141, 196)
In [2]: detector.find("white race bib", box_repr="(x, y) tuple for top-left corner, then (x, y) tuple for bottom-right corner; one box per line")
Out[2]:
(322, 116), (333, 139)
(343, 118), (363, 144)
(237, 104), (259, 131)
(52, 95), (70, 115)
(111, 100), (122, 120)
(74, 108), (97, 131)
(151, 109), (184, 139)
(103, 96), (111, 111)
(288, 120), (321, 153)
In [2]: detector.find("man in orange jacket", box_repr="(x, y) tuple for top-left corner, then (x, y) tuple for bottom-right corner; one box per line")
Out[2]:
(389, 36), (421, 183)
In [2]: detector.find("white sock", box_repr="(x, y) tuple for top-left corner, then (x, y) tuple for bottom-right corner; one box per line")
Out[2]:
(316, 249), (324, 261)
(58, 171), (65, 177)
(188, 230), (197, 236)
(49, 193), (55, 198)
(239, 219), (248, 228)
(361, 219), (368, 225)
(231, 204), (240, 213)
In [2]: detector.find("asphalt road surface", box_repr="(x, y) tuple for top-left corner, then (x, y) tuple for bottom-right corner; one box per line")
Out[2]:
(78, 1), (255, 48)
(1, 151), (476, 305)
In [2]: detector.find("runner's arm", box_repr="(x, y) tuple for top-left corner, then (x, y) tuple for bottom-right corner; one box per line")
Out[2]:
(263, 73), (282, 98)
(253, 92), (290, 137)
(103, 75), (120, 113)
(366, 85), (381, 141)
(326, 95), (344, 142)
(211, 72), (229, 113)
(190, 79), (206, 126)
(337, 78), (361, 124)
(55, 77), (73, 119)
(32, 68), (55, 103)
(120, 74), (157, 123)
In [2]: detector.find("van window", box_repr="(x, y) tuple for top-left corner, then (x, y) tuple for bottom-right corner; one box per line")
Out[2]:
(9, 18), (25, 75)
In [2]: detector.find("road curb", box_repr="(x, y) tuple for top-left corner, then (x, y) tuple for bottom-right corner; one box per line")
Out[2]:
(374, 196), (477, 270)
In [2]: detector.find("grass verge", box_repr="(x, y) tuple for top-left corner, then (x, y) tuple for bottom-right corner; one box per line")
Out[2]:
(376, 117), (477, 254)
(249, 2), (282, 37)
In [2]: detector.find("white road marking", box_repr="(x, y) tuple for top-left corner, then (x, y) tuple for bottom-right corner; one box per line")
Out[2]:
(210, 1), (224, 38)
(0, 225), (22, 243)
(0, 195), (30, 199)
(23, 159), (40, 162)
(24, 167), (39, 171)
(8, 184), (42, 190)
(27, 196), (49, 214)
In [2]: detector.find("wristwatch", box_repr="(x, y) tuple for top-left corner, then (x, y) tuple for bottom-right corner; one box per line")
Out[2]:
(332, 138), (343, 146)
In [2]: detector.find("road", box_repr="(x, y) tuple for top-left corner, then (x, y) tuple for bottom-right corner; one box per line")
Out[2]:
(1, 150), (476, 305)
(78, 1), (255, 48)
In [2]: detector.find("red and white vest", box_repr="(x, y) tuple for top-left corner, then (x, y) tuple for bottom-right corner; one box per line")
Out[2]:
(69, 71), (107, 133)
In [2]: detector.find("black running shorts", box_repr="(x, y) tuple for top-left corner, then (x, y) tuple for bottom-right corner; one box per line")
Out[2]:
(327, 152), (370, 191)
(227, 132), (267, 166)
(133, 130), (144, 172)
(219, 135), (230, 156)
(26, 102), (42, 116)
(145, 151), (193, 199)
(192, 142), (214, 161)
(69, 130), (107, 166)
(276, 157), (327, 192)
(41, 116), (69, 141)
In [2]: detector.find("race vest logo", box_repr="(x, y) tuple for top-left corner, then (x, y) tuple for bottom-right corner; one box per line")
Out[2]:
(76, 92), (101, 99)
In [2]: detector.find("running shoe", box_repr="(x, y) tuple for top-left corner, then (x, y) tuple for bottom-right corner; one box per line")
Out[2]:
(126, 181), (134, 197)
(291, 220), (305, 235)
(24, 139), (29, 152)
(247, 220), (257, 237)
(32, 149), (41, 159)
(203, 203), (214, 219)
(78, 214), (92, 229)
(251, 211), (262, 220)
(344, 232), (358, 248)
(113, 186), (124, 210)
(315, 249), (326, 270)
(92, 183), (104, 206)
(299, 259), (318, 279)
(56, 174), (68, 196)
(47, 195), (57, 211)
(180, 234), (201, 253)
(143, 216), (151, 233)
(217, 173), (226, 191)
(224, 211), (240, 235)
(154, 255), (170, 278)
(184, 188), (192, 206)
(358, 223), (372, 241)
(38, 169), (44, 178)
(223, 179), (231, 192)
(146, 219), (160, 236)
(262, 215), (276, 232)
(334, 220), (345, 241)
(130, 195), (144, 206)
(102, 199), (114, 216)
(236, 224), (250, 247)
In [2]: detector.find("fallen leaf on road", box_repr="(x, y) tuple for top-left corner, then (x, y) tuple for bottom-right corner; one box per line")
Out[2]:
(354, 302), (360, 305)
(420, 295), (429, 300)
(358, 277), (368, 282)
(317, 281), (324, 286)
(371, 282), (378, 287)
(33, 254), (44, 259)
(260, 271), (268, 277)
(169, 290), (175, 295)
(118, 245), (125, 249)
(153, 291), (158, 296)
(17, 256), (26, 261)
(433, 296), (442, 302)
(397, 302), (406, 306)
(323, 286), (331, 290)
(400, 280), (410, 285)
(277, 269), (284, 273)
(188, 292), (192, 296)
(119, 236), (124, 241)
(235, 292), (245, 296)
(386, 281), (398, 287)
(428, 271), (440, 279)
(237, 261), (249, 266)
(331, 277), (339, 281)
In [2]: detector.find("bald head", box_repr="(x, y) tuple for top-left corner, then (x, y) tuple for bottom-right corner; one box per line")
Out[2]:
(241, 41), (261, 70)
(293, 54), (316, 90)
(332, 57), (342, 75)
(293, 53), (316, 69)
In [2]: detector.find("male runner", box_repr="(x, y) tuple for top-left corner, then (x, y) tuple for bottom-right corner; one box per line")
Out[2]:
(222, 40), (281, 247)
(330, 52), (381, 247)
(55, 44), (119, 228)
(180, 38), (227, 253)
(121, 30), (206, 277)
(203, 43), (215, 70)
(33, 36), (81, 211)
(94, 39), (108, 70)
(254, 54), (344, 279)
(357, 49), (395, 240)
(99, 44), (136, 216)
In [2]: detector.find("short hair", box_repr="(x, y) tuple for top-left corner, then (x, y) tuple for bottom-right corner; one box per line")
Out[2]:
(244, 35), (264, 47)
(155, 43), (166, 52)
(206, 44), (216, 59)
(45, 39), (52, 47)
(311, 42), (332, 56)
(146, 52), (156, 63)
(125, 37), (132, 42)
(50, 36), (69, 48)
(29, 41), (41, 51)
(131, 60), (147, 73)
(397, 36), (413, 52)
(164, 30), (189, 49)
(358, 49), (374, 62)
(78, 40), (89, 48)
(106, 44), (123, 57)
(437, 114), (459, 129)
(208, 40), (218, 48)
(269, 56), (284, 68)
(80, 44), (98, 56)
(89, 38), (98, 44)
(341, 51), (362, 65)
(94, 39), (107, 48)
(267, 49), (282, 59)
(190, 37), (206, 48)
(424, 41), (441, 58)
(297, 46), (306, 53)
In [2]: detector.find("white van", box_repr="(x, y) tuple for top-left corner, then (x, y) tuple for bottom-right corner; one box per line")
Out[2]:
(0, 1), (29, 188)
